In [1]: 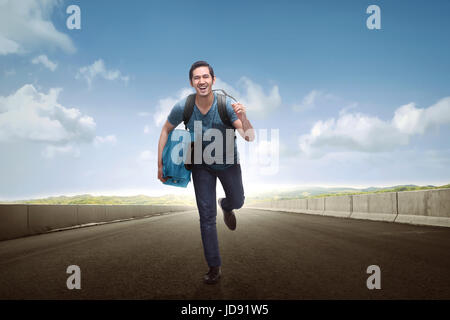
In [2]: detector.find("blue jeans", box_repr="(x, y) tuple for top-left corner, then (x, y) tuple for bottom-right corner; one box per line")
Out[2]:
(192, 163), (245, 267)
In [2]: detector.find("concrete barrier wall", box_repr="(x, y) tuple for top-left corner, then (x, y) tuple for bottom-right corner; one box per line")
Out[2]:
(0, 205), (28, 240)
(298, 199), (308, 210)
(105, 205), (132, 221)
(245, 188), (450, 227)
(324, 195), (352, 217)
(255, 201), (269, 209)
(282, 200), (292, 210)
(28, 205), (78, 235)
(78, 205), (107, 225)
(306, 198), (325, 215)
(0, 204), (195, 241)
(352, 192), (397, 222)
(396, 189), (450, 227)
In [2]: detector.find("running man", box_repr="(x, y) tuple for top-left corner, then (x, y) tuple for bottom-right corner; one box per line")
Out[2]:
(157, 61), (255, 284)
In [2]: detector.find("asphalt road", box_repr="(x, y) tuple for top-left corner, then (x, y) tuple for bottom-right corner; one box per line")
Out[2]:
(0, 208), (449, 299)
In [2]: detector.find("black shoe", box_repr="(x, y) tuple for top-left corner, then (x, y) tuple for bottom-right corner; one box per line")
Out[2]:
(203, 266), (221, 284)
(218, 198), (236, 230)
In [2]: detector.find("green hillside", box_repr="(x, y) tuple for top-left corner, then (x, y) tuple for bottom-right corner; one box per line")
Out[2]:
(1, 184), (448, 206)
(245, 183), (450, 205)
(1, 194), (196, 206)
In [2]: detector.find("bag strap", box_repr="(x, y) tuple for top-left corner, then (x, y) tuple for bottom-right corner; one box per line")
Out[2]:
(183, 94), (196, 130)
(217, 93), (235, 130)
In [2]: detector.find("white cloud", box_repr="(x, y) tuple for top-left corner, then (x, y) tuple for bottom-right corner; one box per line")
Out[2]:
(94, 135), (117, 146)
(292, 90), (341, 112)
(76, 59), (129, 87)
(213, 78), (241, 100)
(0, 34), (20, 55)
(217, 77), (281, 117)
(138, 150), (156, 163)
(0, 84), (96, 153)
(41, 144), (80, 159)
(392, 98), (450, 135)
(298, 97), (450, 158)
(143, 125), (150, 134)
(292, 90), (322, 112)
(0, 0), (75, 55)
(31, 54), (57, 71)
(240, 77), (281, 116)
(339, 102), (358, 116)
(153, 87), (194, 127)
(138, 112), (151, 117)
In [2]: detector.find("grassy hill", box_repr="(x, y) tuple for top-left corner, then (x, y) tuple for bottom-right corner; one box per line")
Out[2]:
(1, 183), (448, 206)
(1, 194), (196, 206)
(244, 183), (450, 205)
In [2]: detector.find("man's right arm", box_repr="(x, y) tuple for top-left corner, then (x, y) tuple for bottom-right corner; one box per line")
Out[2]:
(157, 119), (176, 183)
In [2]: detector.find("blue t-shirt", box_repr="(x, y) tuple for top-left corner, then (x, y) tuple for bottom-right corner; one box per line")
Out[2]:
(167, 92), (239, 170)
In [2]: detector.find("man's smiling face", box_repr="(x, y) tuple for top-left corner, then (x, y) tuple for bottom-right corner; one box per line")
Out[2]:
(190, 66), (216, 97)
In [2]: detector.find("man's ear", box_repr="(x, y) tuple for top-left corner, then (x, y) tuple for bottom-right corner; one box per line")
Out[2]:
(212, 76), (216, 85)
(190, 80), (193, 87)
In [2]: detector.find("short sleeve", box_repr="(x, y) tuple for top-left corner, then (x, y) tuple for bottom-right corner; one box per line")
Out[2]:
(226, 97), (239, 123)
(167, 99), (185, 127)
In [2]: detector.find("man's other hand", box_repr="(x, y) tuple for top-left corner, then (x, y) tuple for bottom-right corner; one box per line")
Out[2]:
(158, 165), (168, 183)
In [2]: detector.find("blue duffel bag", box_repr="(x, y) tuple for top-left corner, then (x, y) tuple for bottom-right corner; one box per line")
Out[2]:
(162, 129), (195, 188)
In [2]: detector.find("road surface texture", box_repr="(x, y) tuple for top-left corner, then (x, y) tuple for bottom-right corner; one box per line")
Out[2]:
(0, 208), (449, 299)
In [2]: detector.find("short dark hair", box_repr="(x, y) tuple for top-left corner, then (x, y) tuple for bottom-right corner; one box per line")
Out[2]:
(189, 61), (214, 82)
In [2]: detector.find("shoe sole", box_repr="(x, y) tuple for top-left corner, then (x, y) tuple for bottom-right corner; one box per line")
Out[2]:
(203, 275), (221, 285)
(218, 198), (236, 230)
(224, 212), (236, 230)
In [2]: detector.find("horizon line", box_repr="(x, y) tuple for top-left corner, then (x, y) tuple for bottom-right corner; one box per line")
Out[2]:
(1, 182), (449, 202)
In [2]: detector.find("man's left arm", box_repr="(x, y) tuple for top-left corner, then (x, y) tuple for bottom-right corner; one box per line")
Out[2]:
(232, 102), (255, 142)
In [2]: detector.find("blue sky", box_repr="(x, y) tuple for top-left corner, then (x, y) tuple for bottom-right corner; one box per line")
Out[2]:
(0, 0), (449, 200)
